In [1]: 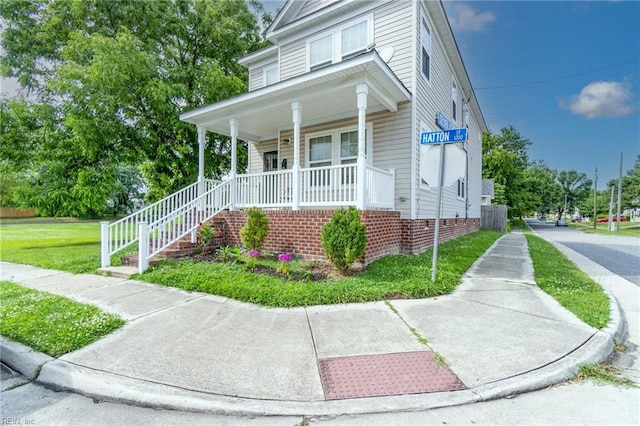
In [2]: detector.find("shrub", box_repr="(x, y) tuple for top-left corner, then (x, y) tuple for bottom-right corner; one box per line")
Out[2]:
(321, 207), (366, 274)
(240, 207), (269, 252)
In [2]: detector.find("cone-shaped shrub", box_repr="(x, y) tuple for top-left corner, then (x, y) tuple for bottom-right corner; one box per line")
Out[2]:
(240, 207), (269, 252)
(321, 206), (366, 274)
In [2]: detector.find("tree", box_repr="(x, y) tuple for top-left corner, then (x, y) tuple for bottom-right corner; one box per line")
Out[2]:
(482, 126), (531, 218)
(1, 0), (270, 216)
(555, 170), (592, 219)
(620, 154), (640, 210)
(522, 161), (562, 216)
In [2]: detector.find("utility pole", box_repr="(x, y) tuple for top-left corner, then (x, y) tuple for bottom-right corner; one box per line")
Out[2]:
(593, 167), (597, 228)
(608, 185), (615, 232)
(616, 152), (623, 232)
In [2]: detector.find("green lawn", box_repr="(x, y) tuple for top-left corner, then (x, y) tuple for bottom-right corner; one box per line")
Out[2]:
(140, 230), (503, 307)
(0, 222), (102, 273)
(0, 281), (125, 357)
(570, 221), (640, 238)
(525, 234), (610, 329)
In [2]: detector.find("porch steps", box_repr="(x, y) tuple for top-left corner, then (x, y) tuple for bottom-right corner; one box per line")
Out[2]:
(97, 266), (139, 279)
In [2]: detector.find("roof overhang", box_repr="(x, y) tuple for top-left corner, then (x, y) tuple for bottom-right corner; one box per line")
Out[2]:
(180, 51), (411, 142)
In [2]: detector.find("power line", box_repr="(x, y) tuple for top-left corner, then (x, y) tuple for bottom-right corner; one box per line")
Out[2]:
(475, 58), (639, 90)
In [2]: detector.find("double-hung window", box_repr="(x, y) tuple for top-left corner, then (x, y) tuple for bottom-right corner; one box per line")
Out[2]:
(341, 21), (368, 60)
(309, 34), (333, 71)
(263, 64), (279, 86)
(309, 135), (333, 185)
(421, 18), (431, 80)
(457, 178), (465, 199)
(452, 79), (458, 121)
(307, 16), (372, 71)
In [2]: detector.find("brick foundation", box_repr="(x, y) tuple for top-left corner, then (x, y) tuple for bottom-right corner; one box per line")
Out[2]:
(216, 210), (480, 264)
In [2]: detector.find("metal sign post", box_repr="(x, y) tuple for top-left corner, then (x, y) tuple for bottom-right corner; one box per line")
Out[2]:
(420, 126), (468, 282)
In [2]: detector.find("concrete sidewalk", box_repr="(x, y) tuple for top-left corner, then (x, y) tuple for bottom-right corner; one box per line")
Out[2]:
(0, 233), (625, 416)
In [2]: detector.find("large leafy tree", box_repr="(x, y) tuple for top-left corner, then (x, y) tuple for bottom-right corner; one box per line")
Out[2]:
(1, 0), (269, 216)
(522, 161), (562, 216)
(482, 126), (531, 218)
(555, 170), (592, 219)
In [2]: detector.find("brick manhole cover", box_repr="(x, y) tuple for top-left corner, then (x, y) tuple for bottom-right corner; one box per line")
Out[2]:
(318, 351), (466, 400)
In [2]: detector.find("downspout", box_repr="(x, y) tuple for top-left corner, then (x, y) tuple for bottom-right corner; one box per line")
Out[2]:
(410, 0), (418, 221)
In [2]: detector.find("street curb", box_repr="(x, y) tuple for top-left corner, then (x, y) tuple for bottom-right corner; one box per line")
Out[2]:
(0, 336), (54, 380)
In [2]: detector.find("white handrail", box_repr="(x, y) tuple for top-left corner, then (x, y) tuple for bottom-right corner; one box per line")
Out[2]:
(101, 179), (224, 268)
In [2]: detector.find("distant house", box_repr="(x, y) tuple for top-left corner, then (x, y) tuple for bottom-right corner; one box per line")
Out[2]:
(482, 179), (495, 205)
(101, 0), (488, 272)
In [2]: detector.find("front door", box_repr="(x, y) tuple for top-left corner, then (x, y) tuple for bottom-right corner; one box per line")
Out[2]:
(263, 151), (278, 172)
(263, 150), (280, 204)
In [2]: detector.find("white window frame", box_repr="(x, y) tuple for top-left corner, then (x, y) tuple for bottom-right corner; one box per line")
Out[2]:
(305, 124), (373, 167)
(452, 78), (458, 122)
(263, 64), (279, 86)
(457, 178), (466, 200)
(306, 15), (373, 72)
(421, 16), (432, 81)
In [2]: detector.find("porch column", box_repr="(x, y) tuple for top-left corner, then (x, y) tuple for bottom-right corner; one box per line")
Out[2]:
(197, 126), (206, 214)
(230, 118), (238, 211)
(356, 84), (368, 210)
(292, 101), (302, 210)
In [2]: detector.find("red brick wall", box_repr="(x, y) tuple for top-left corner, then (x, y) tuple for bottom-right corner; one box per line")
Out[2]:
(216, 210), (479, 264)
(400, 217), (481, 254)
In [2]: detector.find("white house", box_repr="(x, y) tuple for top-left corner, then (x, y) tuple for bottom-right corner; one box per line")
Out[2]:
(101, 0), (488, 272)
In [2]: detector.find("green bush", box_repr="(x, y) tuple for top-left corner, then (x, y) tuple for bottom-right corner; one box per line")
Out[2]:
(321, 207), (366, 274)
(240, 207), (269, 252)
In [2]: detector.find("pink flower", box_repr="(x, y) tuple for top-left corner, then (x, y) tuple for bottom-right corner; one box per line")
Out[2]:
(278, 252), (291, 262)
(248, 249), (260, 258)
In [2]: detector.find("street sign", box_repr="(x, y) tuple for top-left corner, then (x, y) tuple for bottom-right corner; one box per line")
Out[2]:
(420, 128), (467, 145)
(436, 111), (453, 130)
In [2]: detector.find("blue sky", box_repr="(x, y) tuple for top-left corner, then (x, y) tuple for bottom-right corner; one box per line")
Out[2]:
(443, 1), (639, 186)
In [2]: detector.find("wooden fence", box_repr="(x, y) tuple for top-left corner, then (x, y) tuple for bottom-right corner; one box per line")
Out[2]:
(0, 207), (36, 218)
(481, 205), (507, 232)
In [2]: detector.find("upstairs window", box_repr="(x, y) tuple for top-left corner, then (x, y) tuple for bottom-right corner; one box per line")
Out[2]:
(341, 21), (368, 59)
(307, 16), (372, 71)
(421, 18), (431, 80)
(452, 79), (458, 121)
(309, 34), (333, 71)
(264, 64), (278, 86)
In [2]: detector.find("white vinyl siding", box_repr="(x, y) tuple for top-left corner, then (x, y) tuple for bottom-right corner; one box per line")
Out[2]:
(414, 2), (480, 219)
(421, 17), (431, 81)
(373, 2), (414, 91)
(248, 68), (263, 92)
(280, 40), (306, 80)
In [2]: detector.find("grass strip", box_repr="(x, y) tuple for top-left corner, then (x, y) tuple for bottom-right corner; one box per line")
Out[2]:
(525, 235), (610, 329)
(139, 230), (502, 308)
(0, 281), (125, 357)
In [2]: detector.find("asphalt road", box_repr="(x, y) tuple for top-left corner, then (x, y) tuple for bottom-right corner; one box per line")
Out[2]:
(526, 219), (640, 286)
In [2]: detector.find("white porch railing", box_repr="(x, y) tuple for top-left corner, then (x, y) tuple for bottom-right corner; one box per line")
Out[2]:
(236, 170), (293, 208)
(100, 179), (224, 271)
(234, 164), (394, 209)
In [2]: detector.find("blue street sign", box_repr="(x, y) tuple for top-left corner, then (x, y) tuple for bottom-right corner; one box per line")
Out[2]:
(420, 128), (468, 145)
(436, 111), (453, 130)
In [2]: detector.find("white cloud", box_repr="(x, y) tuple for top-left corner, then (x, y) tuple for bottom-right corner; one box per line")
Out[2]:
(560, 81), (636, 119)
(448, 3), (496, 33)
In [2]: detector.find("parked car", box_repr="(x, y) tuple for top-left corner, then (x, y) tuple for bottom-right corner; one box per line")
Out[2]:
(555, 220), (568, 227)
(596, 216), (627, 223)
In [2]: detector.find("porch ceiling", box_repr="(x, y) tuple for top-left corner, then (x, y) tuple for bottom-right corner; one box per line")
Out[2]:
(180, 51), (411, 142)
